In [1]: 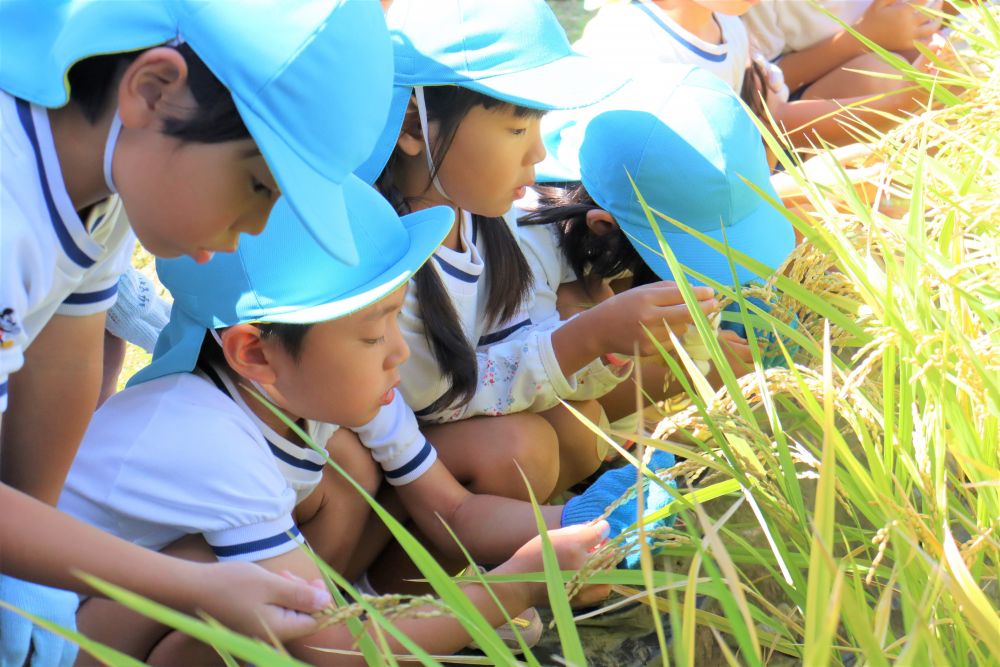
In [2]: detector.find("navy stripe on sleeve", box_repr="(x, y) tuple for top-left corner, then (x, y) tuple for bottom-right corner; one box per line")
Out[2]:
(384, 440), (434, 480)
(15, 99), (96, 269)
(478, 318), (531, 346)
(267, 442), (325, 472)
(63, 284), (118, 305)
(210, 526), (302, 558)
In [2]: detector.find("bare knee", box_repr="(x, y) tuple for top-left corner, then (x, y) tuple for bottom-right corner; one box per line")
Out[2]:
(327, 427), (382, 497)
(429, 413), (559, 501)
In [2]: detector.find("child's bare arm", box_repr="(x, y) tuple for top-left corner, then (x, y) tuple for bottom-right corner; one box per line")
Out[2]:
(778, 0), (940, 91)
(2, 313), (105, 503)
(394, 460), (564, 563)
(249, 524), (608, 665)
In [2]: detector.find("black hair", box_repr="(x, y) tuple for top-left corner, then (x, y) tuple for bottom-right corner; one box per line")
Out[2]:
(740, 58), (770, 125)
(66, 43), (250, 143)
(376, 86), (539, 415)
(518, 184), (660, 295)
(195, 323), (313, 373)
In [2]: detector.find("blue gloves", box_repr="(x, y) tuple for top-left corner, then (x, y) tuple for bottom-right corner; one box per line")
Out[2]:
(721, 295), (800, 368)
(0, 576), (79, 667)
(561, 449), (677, 569)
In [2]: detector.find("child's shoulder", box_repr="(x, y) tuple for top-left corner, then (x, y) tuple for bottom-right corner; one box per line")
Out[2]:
(96, 372), (260, 445)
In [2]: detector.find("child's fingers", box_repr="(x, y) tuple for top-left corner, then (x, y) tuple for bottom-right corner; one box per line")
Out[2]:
(570, 584), (612, 607)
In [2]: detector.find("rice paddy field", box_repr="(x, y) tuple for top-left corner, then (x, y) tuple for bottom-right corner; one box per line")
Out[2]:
(84, 2), (1000, 665)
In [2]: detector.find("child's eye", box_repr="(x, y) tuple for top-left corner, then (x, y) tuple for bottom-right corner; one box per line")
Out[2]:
(363, 336), (386, 345)
(509, 127), (528, 136)
(250, 177), (274, 198)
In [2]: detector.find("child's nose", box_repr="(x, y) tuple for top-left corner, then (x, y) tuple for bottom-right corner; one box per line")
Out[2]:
(526, 123), (546, 166)
(386, 332), (410, 369)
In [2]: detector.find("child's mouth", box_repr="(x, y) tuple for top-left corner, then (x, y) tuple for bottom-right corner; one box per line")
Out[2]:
(379, 386), (396, 406)
(192, 249), (215, 265)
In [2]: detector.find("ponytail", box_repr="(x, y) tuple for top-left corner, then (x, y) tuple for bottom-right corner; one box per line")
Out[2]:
(375, 86), (536, 415)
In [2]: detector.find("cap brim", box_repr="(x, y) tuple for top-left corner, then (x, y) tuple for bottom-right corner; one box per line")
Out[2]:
(264, 189), (452, 324)
(357, 55), (629, 186)
(236, 97), (360, 266)
(131, 179), (453, 388)
(624, 187), (794, 288)
(463, 53), (627, 111)
(355, 84), (412, 185)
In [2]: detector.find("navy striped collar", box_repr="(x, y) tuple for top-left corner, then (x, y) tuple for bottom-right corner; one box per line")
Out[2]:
(632, 0), (728, 63)
(13, 97), (106, 268)
(432, 211), (483, 284)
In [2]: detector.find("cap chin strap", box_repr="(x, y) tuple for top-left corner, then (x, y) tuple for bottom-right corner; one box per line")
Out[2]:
(208, 327), (278, 405)
(413, 86), (451, 201)
(102, 110), (122, 194)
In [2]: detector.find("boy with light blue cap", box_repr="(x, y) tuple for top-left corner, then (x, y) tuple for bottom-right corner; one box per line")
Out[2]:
(58, 183), (634, 660)
(0, 0), (395, 660)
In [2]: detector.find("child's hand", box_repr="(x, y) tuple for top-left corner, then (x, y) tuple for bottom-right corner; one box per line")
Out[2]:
(497, 522), (612, 608)
(588, 281), (717, 357)
(719, 329), (754, 374)
(855, 0), (941, 53)
(191, 561), (332, 640)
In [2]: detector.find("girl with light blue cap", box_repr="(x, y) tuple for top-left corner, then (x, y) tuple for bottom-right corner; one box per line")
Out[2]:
(519, 65), (797, 419)
(0, 0), (396, 660)
(356, 0), (715, 539)
(58, 182), (671, 660)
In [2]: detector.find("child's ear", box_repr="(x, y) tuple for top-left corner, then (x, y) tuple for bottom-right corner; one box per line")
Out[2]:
(396, 97), (426, 157)
(117, 47), (191, 130)
(585, 209), (618, 236)
(220, 325), (278, 386)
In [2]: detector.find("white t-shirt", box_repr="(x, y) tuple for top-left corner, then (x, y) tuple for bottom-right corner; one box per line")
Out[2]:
(0, 90), (135, 412)
(59, 365), (335, 562)
(575, 0), (750, 92)
(743, 0), (871, 61)
(398, 211), (624, 423)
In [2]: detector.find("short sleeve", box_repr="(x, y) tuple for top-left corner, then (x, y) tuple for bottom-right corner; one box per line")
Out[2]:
(0, 204), (41, 412)
(104, 378), (304, 562)
(352, 392), (437, 486)
(57, 199), (136, 318)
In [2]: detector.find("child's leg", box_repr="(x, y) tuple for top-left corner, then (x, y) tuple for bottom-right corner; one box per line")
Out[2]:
(147, 631), (226, 667)
(75, 534), (214, 663)
(800, 52), (906, 101)
(365, 415), (560, 594)
(295, 428), (381, 577)
(537, 400), (607, 496)
(424, 413), (560, 502)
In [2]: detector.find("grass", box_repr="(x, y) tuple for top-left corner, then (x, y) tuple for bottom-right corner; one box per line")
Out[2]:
(26, 3), (999, 665)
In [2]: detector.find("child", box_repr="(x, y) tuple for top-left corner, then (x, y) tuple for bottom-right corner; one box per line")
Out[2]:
(63, 178), (675, 663)
(575, 0), (755, 92)
(356, 0), (718, 506)
(520, 65), (796, 420)
(0, 0), (393, 658)
(745, 0), (947, 146)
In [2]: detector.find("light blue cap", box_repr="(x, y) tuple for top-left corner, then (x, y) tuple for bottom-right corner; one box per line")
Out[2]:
(540, 65), (793, 287)
(0, 0), (393, 266)
(355, 0), (628, 184)
(129, 176), (453, 386)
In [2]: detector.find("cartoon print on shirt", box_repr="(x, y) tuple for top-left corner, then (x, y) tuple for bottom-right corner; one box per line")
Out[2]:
(0, 308), (21, 349)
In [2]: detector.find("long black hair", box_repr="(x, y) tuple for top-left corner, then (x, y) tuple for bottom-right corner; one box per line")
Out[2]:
(67, 43), (250, 143)
(518, 184), (660, 296)
(376, 85), (538, 415)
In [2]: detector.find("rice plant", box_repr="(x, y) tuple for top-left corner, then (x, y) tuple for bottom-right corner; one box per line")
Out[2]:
(6, 5), (997, 666)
